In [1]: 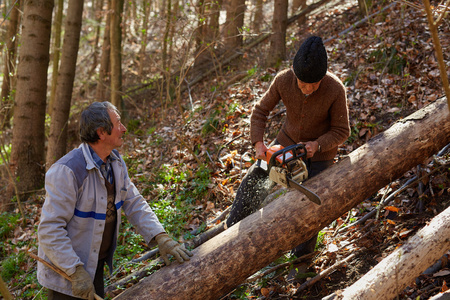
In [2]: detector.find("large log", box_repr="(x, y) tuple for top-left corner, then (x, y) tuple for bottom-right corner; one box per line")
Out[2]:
(115, 97), (450, 300)
(323, 205), (450, 300)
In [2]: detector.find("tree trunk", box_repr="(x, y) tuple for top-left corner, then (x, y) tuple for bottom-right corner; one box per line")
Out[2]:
(193, 0), (222, 71)
(224, 0), (246, 51)
(193, 0), (208, 66)
(162, 0), (171, 74)
(253, 0), (263, 32)
(8, 0), (54, 203)
(110, 0), (124, 109)
(169, 0), (179, 111)
(208, 0), (221, 41)
(87, 0), (105, 78)
(46, 0), (84, 169)
(138, 0), (150, 76)
(0, 0), (21, 129)
(114, 97), (450, 299)
(267, 0), (288, 66)
(48, 0), (64, 117)
(324, 204), (450, 300)
(358, 0), (368, 16)
(96, 0), (111, 101)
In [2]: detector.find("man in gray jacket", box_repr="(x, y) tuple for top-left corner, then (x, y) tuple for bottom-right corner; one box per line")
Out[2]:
(38, 102), (193, 300)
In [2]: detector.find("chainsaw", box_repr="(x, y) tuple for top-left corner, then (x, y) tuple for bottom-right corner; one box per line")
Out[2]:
(265, 144), (321, 205)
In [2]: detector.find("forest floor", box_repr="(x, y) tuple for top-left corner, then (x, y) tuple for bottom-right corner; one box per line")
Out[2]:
(1, 0), (450, 299)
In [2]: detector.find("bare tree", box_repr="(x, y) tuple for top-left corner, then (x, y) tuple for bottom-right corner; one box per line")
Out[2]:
(8, 0), (54, 204)
(88, 0), (105, 78)
(96, 0), (112, 101)
(224, 0), (246, 51)
(46, 0), (84, 169)
(48, 0), (64, 116)
(162, 0), (173, 105)
(0, 0), (21, 129)
(110, 0), (124, 109)
(139, 0), (151, 76)
(253, 0), (264, 32)
(422, 0), (450, 108)
(267, 0), (288, 66)
(194, 0), (222, 69)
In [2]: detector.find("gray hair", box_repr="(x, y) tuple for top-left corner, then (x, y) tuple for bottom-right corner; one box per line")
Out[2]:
(79, 101), (120, 143)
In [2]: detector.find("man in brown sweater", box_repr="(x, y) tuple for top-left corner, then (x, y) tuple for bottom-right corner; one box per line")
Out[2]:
(226, 36), (350, 258)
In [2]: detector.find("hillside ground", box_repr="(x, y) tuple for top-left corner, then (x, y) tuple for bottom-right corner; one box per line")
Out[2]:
(1, 0), (449, 299)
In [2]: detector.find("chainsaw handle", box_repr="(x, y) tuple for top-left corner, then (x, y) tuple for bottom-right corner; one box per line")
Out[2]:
(267, 144), (307, 171)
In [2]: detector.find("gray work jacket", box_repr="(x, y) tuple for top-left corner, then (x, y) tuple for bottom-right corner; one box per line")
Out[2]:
(37, 143), (165, 296)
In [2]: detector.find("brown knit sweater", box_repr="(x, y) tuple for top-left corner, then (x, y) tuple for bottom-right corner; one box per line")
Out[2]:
(250, 69), (350, 162)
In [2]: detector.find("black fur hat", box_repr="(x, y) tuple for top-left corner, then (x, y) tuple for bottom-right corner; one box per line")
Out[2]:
(293, 36), (327, 83)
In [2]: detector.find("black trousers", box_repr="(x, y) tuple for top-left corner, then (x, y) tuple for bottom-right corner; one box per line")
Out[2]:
(47, 259), (106, 300)
(226, 159), (333, 257)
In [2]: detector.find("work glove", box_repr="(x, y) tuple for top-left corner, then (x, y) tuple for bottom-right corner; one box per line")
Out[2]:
(70, 265), (95, 300)
(156, 233), (193, 265)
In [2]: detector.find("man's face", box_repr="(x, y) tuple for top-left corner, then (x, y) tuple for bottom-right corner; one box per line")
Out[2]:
(104, 109), (127, 149)
(296, 78), (322, 95)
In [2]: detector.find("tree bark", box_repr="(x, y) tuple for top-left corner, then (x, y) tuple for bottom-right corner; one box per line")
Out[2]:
(138, 0), (150, 76)
(192, 0), (222, 75)
(0, 0), (21, 128)
(324, 204), (450, 300)
(88, 0), (105, 78)
(96, 0), (111, 101)
(224, 0), (246, 51)
(267, 0), (288, 66)
(253, 0), (264, 32)
(48, 0), (64, 117)
(110, 0), (124, 109)
(193, 0), (209, 67)
(46, 0), (84, 169)
(114, 97), (450, 299)
(9, 0), (54, 202)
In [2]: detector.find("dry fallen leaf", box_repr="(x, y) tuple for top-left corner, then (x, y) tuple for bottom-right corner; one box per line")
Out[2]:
(261, 287), (270, 297)
(442, 280), (448, 292)
(385, 206), (400, 212)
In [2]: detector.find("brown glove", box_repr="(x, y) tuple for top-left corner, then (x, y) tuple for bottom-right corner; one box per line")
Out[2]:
(155, 233), (193, 265)
(70, 265), (95, 300)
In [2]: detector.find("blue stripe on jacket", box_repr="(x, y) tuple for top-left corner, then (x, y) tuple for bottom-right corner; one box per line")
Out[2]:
(116, 201), (124, 210)
(74, 201), (124, 220)
(74, 208), (106, 220)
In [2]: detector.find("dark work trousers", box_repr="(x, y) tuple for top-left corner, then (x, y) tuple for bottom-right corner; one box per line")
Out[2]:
(47, 259), (106, 300)
(226, 158), (333, 258)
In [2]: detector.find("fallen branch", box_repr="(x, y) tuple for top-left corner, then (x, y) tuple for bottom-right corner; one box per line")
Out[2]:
(175, 133), (203, 167)
(323, 2), (397, 44)
(245, 252), (318, 283)
(295, 253), (356, 294)
(29, 253), (103, 300)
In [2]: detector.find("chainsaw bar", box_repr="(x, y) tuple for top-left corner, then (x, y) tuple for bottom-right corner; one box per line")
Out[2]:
(287, 177), (321, 205)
